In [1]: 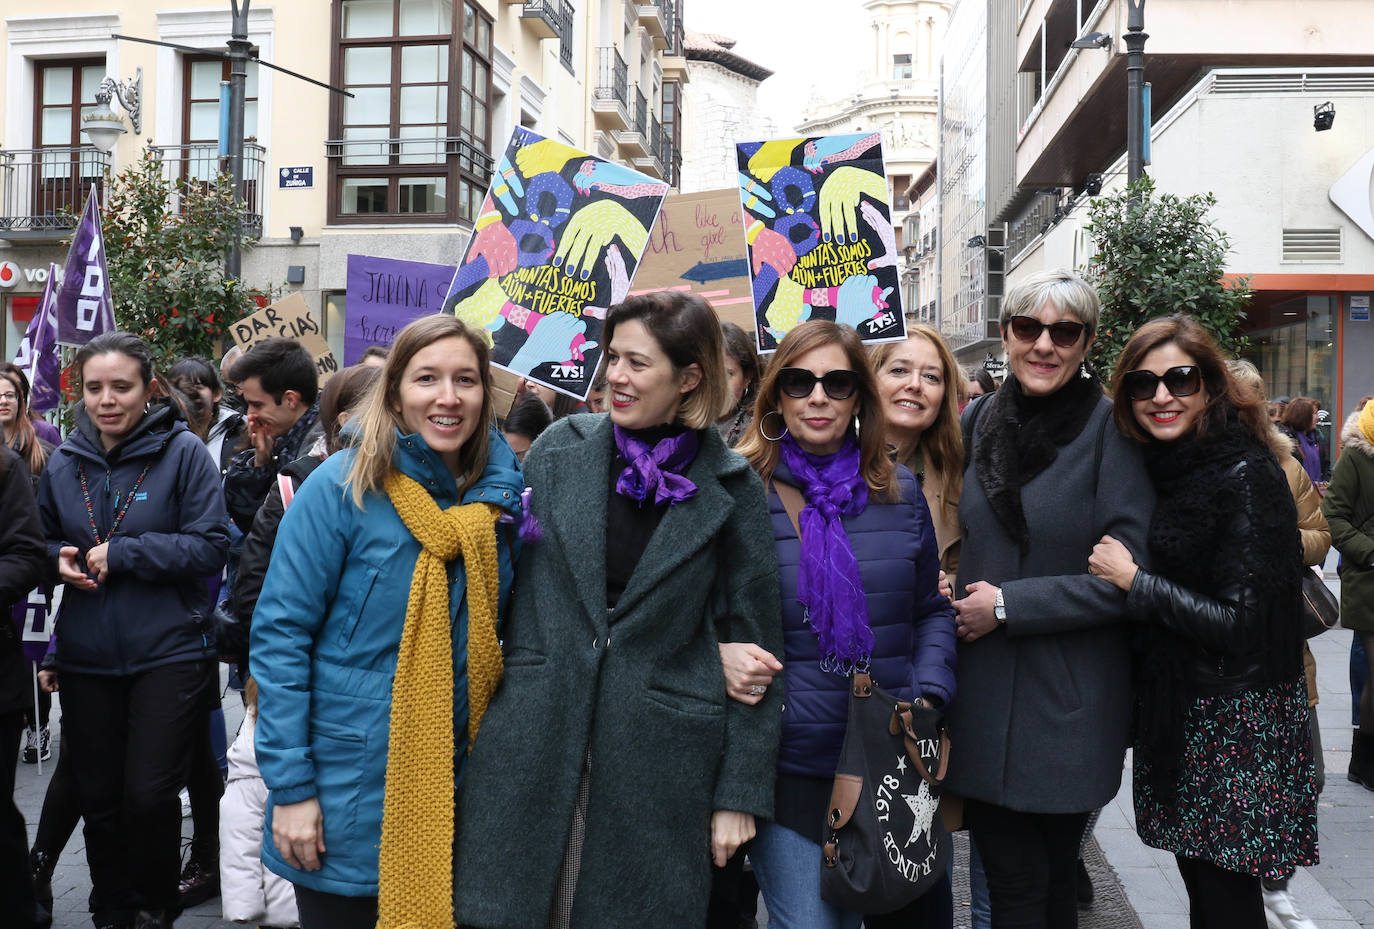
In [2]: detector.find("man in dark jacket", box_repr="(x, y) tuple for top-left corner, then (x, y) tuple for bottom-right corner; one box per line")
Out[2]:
(222, 338), (322, 532)
(0, 446), (51, 928)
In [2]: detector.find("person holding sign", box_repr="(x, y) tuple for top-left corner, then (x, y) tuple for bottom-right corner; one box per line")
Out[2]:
(454, 291), (783, 929)
(722, 320), (956, 929)
(249, 316), (524, 929)
(35, 332), (230, 929)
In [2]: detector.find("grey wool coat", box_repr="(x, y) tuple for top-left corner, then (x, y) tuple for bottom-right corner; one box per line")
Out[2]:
(944, 394), (1155, 813)
(454, 413), (784, 929)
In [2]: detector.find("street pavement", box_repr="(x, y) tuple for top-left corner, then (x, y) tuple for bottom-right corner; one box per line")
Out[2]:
(14, 567), (1372, 928)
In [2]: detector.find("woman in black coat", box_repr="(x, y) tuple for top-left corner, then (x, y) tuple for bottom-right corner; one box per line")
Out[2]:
(1089, 316), (1317, 927)
(36, 332), (230, 929)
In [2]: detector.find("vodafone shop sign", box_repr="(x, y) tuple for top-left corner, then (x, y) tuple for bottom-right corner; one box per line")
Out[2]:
(0, 260), (59, 290)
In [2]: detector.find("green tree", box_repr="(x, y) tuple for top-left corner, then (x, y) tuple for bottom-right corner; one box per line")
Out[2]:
(1083, 176), (1251, 381)
(99, 146), (267, 368)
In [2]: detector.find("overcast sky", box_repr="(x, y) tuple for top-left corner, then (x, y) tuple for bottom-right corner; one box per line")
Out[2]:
(683, 0), (871, 132)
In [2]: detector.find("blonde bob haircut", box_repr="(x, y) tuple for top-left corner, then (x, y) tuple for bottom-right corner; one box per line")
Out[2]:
(1000, 267), (1101, 337)
(343, 315), (494, 507)
(738, 320), (895, 499)
(868, 324), (965, 503)
(603, 291), (730, 430)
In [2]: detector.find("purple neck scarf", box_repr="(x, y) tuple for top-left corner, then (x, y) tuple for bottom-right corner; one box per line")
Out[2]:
(778, 433), (872, 672)
(613, 425), (700, 506)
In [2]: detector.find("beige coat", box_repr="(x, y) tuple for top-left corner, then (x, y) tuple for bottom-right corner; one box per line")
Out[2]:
(1275, 429), (1331, 706)
(921, 462), (962, 584)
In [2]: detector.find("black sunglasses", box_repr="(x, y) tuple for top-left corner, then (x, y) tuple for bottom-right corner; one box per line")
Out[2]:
(777, 367), (859, 401)
(1120, 365), (1203, 402)
(1006, 315), (1086, 348)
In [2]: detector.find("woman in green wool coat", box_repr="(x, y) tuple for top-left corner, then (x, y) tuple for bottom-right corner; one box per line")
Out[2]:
(1322, 395), (1374, 791)
(454, 291), (784, 929)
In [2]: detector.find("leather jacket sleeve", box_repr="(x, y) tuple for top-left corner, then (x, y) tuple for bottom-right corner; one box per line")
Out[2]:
(1124, 460), (1264, 657)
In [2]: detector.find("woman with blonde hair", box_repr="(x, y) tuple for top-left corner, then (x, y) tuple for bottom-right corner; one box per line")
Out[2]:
(250, 315), (524, 929)
(454, 291), (783, 929)
(727, 319), (956, 928)
(869, 324), (966, 583)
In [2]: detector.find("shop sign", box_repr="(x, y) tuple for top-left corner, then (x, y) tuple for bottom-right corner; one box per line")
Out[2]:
(1351, 296), (1370, 322)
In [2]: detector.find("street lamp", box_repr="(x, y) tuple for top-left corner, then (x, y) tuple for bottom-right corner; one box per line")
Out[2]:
(80, 67), (143, 153)
(1124, 0), (1148, 186)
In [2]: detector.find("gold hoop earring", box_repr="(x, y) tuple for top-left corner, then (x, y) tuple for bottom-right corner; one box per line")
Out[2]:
(759, 409), (788, 442)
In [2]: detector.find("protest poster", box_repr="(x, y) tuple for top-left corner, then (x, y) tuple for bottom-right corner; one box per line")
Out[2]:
(55, 189), (116, 346)
(736, 132), (905, 352)
(230, 292), (338, 384)
(442, 127), (669, 400)
(634, 188), (755, 333)
(344, 254), (456, 364)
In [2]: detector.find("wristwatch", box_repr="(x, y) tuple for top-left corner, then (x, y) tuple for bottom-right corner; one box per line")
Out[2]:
(993, 589), (1007, 625)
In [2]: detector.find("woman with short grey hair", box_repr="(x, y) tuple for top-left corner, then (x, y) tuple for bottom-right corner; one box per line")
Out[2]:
(944, 268), (1155, 928)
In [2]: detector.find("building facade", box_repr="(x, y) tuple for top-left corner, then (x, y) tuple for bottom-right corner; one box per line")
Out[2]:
(0, 0), (686, 364)
(677, 31), (773, 195)
(796, 0), (948, 254)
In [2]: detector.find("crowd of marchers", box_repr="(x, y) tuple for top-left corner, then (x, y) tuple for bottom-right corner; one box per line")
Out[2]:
(2, 266), (1373, 929)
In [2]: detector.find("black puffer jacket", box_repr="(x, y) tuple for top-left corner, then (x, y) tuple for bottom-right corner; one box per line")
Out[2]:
(0, 447), (46, 715)
(222, 452), (324, 668)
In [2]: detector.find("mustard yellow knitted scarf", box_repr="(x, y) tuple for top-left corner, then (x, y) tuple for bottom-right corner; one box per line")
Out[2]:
(1361, 398), (1374, 447)
(377, 471), (504, 929)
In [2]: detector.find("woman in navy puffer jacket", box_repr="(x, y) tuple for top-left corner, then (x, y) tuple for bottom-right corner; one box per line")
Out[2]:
(37, 331), (230, 929)
(728, 320), (957, 929)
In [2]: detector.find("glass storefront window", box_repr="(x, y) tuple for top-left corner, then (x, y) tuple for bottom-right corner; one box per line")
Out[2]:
(1241, 294), (1337, 474)
(324, 292), (347, 365)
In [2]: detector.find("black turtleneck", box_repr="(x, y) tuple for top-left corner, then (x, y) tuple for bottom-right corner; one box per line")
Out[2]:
(606, 421), (687, 608)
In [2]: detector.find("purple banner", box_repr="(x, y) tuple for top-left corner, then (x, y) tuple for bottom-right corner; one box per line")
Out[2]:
(55, 189), (116, 346)
(13, 263), (62, 413)
(344, 254), (456, 365)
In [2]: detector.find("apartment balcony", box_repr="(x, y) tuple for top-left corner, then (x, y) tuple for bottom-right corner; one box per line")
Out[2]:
(638, 0), (669, 49)
(1002, 0), (1374, 219)
(631, 115), (661, 177)
(613, 86), (651, 157)
(147, 142), (267, 238)
(521, 0), (562, 39)
(0, 146), (109, 241)
(592, 47), (630, 130)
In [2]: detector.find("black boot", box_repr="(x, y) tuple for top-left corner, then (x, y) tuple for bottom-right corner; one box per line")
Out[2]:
(177, 854), (220, 908)
(132, 910), (169, 929)
(1350, 730), (1374, 791)
(29, 848), (55, 915)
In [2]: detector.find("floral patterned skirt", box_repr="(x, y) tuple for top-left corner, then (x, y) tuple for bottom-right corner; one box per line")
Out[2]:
(1134, 675), (1319, 880)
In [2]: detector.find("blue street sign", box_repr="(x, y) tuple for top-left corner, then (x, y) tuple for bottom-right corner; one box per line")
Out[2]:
(279, 166), (314, 189)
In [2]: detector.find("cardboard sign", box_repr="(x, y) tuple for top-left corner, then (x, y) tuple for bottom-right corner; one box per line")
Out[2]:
(230, 292), (339, 384)
(344, 254), (456, 364)
(737, 132), (906, 352)
(441, 127), (669, 400)
(634, 188), (755, 333)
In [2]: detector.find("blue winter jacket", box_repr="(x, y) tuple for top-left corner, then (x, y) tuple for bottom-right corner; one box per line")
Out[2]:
(37, 402), (229, 675)
(770, 461), (957, 777)
(251, 427), (523, 897)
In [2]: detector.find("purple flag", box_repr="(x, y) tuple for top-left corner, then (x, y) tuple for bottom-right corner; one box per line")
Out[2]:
(12, 263), (62, 413)
(55, 188), (116, 346)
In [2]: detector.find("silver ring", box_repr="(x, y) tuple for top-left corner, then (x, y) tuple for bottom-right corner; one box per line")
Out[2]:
(749, 684), (767, 696)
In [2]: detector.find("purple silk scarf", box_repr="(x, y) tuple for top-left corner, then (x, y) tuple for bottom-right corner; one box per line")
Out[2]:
(613, 425), (700, 506)
(778, 434), (873, 671)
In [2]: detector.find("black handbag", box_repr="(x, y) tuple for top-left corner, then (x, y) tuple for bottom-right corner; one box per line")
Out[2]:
(820, 671), (950, 914)
(1302, 567), (1339, 638)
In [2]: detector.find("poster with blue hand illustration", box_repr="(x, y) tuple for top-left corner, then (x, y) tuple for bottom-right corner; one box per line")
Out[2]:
(736, 132), (905, 352)
(443, 127), (669, 400)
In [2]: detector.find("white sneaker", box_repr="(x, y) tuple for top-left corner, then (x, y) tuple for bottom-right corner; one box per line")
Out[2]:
(1263, 886), (1319, 929)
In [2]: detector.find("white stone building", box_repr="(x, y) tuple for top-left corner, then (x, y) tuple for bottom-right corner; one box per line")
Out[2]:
(678, 31), (775, 194)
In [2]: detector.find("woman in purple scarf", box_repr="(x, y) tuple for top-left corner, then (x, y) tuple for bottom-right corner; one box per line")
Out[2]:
(727, 320), (957, 929)
(454, 291), (785, 929)
(1279, 397), (1326, 487)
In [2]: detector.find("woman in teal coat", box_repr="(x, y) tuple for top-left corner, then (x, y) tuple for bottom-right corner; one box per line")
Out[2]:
(250, 316), (523, 929)
(454, 291), (784, 929)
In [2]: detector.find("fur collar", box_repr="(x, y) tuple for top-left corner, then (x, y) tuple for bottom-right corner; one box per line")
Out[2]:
(973, 370), (1104, 549)
(1341, 411), (1374, 459)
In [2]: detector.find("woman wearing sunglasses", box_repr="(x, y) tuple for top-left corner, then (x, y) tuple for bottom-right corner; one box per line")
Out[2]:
(1088, 316), (1317, 927)
(944, 269), (1154, 929)
(730, 319), (956, 929)
(454, 291), (783, 929)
